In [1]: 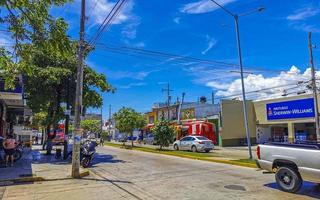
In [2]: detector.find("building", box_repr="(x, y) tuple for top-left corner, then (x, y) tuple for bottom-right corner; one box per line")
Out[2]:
(0, 76), (32, 142)
(146, 101), (220, 124)
(220, 94), (320, 146)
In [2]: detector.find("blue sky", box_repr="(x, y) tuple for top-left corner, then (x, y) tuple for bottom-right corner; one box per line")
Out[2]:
(9, 0), (320, 119)
(52, 0), (320, 119)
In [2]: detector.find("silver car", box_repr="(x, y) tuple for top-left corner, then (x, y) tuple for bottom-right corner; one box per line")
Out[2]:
(173, 136), (214, 153)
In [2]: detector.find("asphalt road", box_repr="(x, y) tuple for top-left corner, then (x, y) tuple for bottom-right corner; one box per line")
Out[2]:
(1, 146), (319, 200)
(89, 146), (320, 200)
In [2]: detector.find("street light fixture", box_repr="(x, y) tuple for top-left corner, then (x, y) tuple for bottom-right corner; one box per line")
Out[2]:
(209, 0), (265, 159)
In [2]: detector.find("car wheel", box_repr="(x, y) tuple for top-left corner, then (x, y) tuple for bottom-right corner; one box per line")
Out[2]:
(174, 144), (179, 151)
(275, 167), (302, 193)
(191, 145), (197, 153)
(205, 150), (210, 153)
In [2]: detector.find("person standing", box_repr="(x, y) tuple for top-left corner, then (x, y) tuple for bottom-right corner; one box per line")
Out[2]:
(35, 135), (39, 145)
(100, 137), (104, 146)
(3, 134), (17, 167)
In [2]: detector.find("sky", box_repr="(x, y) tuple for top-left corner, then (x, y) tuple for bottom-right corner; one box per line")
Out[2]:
(2, 0), (320, 120)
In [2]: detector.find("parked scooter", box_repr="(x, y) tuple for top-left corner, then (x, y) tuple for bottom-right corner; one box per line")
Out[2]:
(13, 142), (23, 162)
(68, 140), (97, 168)
(80, 140), (97, 168)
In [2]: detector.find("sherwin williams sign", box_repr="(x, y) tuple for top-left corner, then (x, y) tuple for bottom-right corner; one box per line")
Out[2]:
(266, 98), (315, 120)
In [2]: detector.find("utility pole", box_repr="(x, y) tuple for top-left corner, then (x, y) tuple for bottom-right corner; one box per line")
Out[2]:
(212, 91), (215, 104)
(71, 0), (85, 178)
(100, 105), (103, 138)
(209, 0), (264, 159)
(63, 77), (70, 160)
(177, 92), (185, 124)
(108, 104), (112, 138)
(308, 32), (320, 142)
(162, 83), (173, 120)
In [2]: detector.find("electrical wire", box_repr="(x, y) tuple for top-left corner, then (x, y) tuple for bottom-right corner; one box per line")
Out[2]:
(89, 0), (127, 46)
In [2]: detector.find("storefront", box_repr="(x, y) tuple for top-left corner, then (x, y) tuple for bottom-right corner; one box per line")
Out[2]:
(255, 95), (318, 143)
(220, 94), (320, 146)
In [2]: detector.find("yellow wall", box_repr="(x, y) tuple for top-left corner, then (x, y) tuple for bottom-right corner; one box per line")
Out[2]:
(220, 100), (256, 146)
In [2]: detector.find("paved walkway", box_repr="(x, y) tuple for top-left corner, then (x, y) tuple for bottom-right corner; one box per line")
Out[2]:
(0, 145), (84, 183)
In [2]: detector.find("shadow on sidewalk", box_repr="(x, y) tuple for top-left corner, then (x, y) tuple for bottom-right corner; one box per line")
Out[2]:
(264, 181), (320, 199)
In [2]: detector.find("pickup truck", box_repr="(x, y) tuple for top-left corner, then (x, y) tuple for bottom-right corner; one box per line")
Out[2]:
(256, 142), (320, 193)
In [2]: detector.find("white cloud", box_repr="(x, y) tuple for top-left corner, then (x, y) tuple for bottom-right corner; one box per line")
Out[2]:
(117, 82), (146, 89)
(180, 0), (236, 14)
(108, 69), (159, 80)
(287, 7), (320, 21)
(201, 35), (217, 55)
(210, 66), (315, 100)
(292, 23), (320, 33)
(121, 17), (141, 39)
(89, 0), (134, 25)
(173, 17), (181, 24)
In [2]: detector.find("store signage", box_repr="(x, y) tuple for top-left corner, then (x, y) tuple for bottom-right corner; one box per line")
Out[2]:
(266, 98), (315, 120)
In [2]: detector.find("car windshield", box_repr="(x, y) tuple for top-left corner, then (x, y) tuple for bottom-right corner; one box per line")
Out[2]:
(196, 136), (209, 141)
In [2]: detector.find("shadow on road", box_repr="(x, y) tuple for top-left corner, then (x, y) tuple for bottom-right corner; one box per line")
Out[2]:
(264, 181), (320, 199)
(91, 153), (126, 167)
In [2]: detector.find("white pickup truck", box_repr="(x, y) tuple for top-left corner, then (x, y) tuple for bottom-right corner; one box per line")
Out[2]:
(256, 142), (320, 193)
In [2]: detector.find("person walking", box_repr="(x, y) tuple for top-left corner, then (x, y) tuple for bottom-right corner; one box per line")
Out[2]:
(3, 134), (17, 167)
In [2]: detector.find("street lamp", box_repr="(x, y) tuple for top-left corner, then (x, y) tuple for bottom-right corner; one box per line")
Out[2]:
(209, 0), (265, 159)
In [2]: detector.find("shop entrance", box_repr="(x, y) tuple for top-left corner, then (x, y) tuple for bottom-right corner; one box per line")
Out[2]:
(294, 123), (317, 142)
(256, 124), (288, 143)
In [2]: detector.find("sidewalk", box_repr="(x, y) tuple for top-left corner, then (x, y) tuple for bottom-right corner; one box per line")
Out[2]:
(0, 145), (88, 184)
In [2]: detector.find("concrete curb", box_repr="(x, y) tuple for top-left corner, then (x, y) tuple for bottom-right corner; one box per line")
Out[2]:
(105, 143), (257, 169)
(0, 170), (90, 185)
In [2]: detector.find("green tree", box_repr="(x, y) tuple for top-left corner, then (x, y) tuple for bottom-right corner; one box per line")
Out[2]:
(0, 0), (71, 89)
(113, 107), (146, 147)
(81, 119), (101, 135)
(152, 119), (175, 150)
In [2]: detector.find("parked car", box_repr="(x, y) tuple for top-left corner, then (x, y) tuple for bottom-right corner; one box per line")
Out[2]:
(256, 142), (320, 193)
(173, 136), (214, 153)
(144, 134), (155, 145)
(115, 134), (127, 142)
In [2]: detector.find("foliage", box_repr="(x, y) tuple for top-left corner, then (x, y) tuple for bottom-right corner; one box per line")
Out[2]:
(0, 0), (71, 89)
(81, 119), (101, 134)
(0, 1), (115, 131)
(113, 107), (146, 147)
(152, 119), (175, 150)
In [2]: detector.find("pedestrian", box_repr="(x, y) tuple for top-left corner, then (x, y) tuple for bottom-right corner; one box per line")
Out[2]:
(2, 134), (17, 167)
(35, 135), (39, 145)
(100, 137), (104, 146)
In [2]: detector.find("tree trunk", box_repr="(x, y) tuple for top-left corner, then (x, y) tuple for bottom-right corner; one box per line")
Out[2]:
(131, 132), (133, 147)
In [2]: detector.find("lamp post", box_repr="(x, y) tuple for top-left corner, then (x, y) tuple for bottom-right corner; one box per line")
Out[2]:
(209, 0), (265, 159)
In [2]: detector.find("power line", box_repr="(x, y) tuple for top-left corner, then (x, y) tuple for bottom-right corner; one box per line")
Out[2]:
(94, 42), (299, 74)
(88, 0), (127, 46)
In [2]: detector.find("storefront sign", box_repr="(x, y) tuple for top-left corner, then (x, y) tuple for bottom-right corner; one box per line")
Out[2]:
(266, 98), (315, 120)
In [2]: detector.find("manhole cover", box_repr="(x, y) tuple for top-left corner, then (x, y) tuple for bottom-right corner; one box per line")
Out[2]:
(224, 185), (246, 191)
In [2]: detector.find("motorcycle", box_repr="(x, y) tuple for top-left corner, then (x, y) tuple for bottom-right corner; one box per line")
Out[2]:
(68, 140), (96, 168)
(13, 142), (23, 162)
(0, 141), (23, 163)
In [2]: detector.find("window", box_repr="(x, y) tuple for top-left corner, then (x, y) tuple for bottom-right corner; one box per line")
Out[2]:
(196, 136), (208, 140)
(181, 137), (190, 141)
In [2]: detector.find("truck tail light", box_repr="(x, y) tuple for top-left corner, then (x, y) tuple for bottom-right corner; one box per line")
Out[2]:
(257, 145), (260, 160)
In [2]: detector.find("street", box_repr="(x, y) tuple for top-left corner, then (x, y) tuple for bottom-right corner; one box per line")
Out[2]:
(2, 146), (319, 200)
